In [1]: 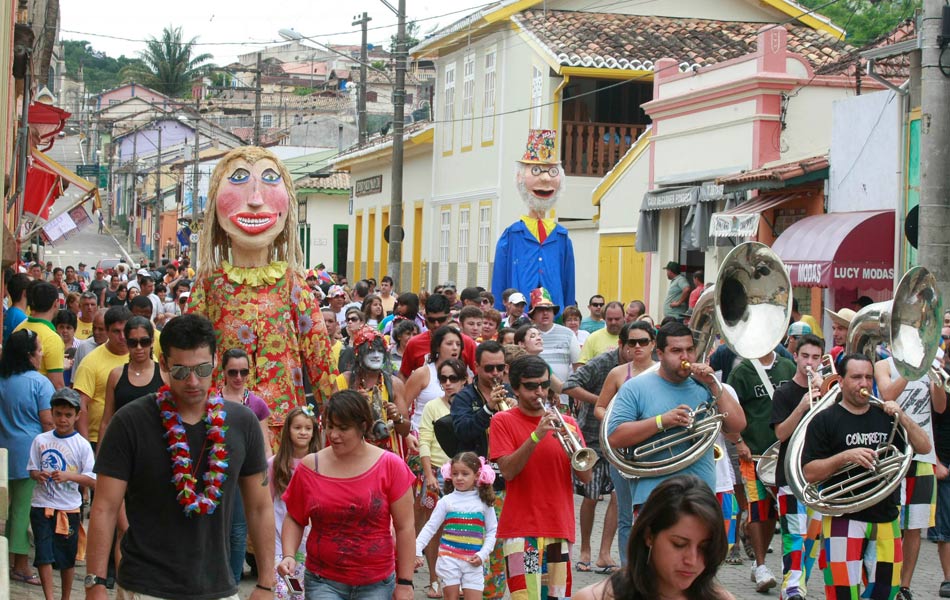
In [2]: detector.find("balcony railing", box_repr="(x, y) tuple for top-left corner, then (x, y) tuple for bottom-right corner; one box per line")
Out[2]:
(562, 121), (647, 177)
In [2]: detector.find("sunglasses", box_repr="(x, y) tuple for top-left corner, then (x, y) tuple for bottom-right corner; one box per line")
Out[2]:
(168, 362), (215, 380)
(346, 316), (362, 323)
(126, 337), (152, 349)
(625, 338), (652, 347)
(438, 374), (464, 384)
(426, 315), (449, 325)
(520, 380), (551, 391)
(481, 364), (506, 373)
(227, 368), (250, 378)
(590, 302), (605, 308)
(480, 298), (491, 305)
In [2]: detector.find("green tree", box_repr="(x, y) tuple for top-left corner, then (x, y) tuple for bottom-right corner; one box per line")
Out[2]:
(119, 26), (215, 97)
(389, 21), (421, 54)
(799, 0), (920, 46)
(62, 40), (142, 93)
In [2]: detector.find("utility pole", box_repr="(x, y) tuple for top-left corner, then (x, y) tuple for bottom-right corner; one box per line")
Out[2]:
(353, 12), (371, 145)
(253, 52), (263, 146)
(386, 0), (407, 288)
(153, 125), (162, 261)
(919, 0), (950, 300)
(191, 122), (200, 258)
(129, 134), (137, 252)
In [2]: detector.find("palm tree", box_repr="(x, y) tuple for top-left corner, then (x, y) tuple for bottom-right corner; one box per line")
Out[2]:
(120, 26), (214, 97)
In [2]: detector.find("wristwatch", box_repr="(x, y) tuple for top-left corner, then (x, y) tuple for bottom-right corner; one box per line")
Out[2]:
(84, 574), (108, 589)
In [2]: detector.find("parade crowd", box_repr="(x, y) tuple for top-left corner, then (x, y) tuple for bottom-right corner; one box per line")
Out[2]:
(2, 254), (950, 600)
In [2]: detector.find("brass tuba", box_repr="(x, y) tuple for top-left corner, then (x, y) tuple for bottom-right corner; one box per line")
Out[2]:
(784, 266), (941, 516)
(601, 242), (792, 479)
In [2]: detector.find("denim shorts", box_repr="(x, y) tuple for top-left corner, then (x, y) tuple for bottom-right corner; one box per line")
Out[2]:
(304, 570), (395, 600)
(30, 507), (80, 569)
(932, 461), (950, 542)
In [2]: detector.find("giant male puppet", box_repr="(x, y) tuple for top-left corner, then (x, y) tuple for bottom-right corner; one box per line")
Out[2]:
(188, 146), (335, 448)
(491, 129), (576, 315)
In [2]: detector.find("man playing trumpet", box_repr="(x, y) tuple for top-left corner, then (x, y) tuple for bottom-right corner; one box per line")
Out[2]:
(770, 333), (826, 600)
(606, 322), (746, 517)
(490, 355), (592, 600)
(802, 354), (932, 600)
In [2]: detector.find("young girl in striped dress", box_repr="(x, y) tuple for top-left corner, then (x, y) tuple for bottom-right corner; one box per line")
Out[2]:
(415, 452), (498, 600)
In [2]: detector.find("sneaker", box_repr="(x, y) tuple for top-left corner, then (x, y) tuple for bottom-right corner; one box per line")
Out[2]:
(940, 581), (950, 598)
(786, 596), (804, 600)
(753, 564), (777, 593)
(895, 588), (913, 600)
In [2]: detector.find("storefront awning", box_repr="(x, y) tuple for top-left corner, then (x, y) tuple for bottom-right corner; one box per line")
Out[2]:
(772, 210), (895, 289)
(709, 193), (799, 238)
(636, 182), (738, 252)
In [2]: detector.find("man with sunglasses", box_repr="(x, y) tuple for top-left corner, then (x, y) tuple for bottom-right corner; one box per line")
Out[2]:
(398, 293), (477, 379)
(86, 314), (275, 600)
(491, 355), (592, 600)
(75, 306), (131, 449)
(581, 295), (607, 334)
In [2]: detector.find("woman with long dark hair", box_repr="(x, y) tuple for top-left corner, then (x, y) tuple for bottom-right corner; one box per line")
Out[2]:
(573, 475), (734, 600)
(100, 316), (164, 435)
(0, 330), (54, 585)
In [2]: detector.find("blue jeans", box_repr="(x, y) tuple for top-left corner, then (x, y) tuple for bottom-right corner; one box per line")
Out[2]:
(607, 464), (633, 566)
(931, 460), (950, 542)
(229, 489), (247, 584)
(304, 571), (395, 600)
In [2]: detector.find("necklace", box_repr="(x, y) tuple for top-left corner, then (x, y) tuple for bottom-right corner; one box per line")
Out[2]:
(132, 362), (150, 377)
(156, 385), (229, 516)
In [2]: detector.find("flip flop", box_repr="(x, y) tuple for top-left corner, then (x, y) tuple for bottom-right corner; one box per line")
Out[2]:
(575, 561), (592, 572)
(424, 582), (442, 598)
(594, 564), (619, 574)
(11, 571), (41, 586)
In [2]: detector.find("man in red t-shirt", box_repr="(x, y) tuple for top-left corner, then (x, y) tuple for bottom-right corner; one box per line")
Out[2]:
(399, 293), (476, 379)
(490, 355), (592, 600)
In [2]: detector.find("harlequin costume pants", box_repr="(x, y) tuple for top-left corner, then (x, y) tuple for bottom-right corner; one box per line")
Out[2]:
(777, 486), (823, 599)
(502, 537), (571, 600)
(820, 515), (902, 600)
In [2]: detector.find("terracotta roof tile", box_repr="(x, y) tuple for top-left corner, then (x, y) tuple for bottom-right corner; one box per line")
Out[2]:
(716, 154), (829, 185)
(816, 18), (914, 81)
(295, 172), (350, 191)
(513, 10), (853, 72)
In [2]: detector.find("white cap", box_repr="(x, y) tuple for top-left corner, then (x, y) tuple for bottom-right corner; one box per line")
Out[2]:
(509, 292), (527, 305)
(137, 268), (150, 276)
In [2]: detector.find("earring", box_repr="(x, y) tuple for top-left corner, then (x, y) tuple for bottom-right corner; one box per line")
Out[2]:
(647, 545), (653, 565)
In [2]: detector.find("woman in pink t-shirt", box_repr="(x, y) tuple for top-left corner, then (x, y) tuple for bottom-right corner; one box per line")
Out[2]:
(278, 390), (417, 600)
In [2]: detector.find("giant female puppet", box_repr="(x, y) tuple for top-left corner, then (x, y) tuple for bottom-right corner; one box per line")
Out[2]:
(491, 129), (575, 315)
(188, 146), (335, 445)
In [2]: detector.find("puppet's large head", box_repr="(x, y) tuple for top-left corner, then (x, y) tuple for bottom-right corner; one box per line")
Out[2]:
(353, 326), (390, 373)
(198, 146), (303, 275)
(515, 129), (564, 216)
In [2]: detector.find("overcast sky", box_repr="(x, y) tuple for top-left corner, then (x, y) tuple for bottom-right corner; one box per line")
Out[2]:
(59, 0), (493, 64)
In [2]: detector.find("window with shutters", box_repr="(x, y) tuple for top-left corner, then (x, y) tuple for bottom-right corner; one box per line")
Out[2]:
(457, 207), (470, 286)
(530, 66), (543, 129)
(482, 47), (496, 144)
(442, 63), (456, 154)
(461, 53), (475, 149)
(477, 204), (492, 286)
(438, 208), (451, 283)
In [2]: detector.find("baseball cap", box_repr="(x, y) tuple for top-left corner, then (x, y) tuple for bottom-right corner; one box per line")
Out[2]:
(442, 281), (457, 291)
(509, 292), (527, 305)
(328, 285), (347, 298)
(95, 268), (104, 274)
(137, 268), (150, 277)
(460, 287), (481, 302)
(50, 388), (81, 409)
(787, 322), (812, 337)
(665, 261), (681, 272)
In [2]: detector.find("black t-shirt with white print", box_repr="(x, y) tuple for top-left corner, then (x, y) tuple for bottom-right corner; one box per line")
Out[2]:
(801, 401), (906, 523)
(770, 379), (809, 489)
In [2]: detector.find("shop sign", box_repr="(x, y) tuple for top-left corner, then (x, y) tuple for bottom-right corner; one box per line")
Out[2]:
(354, 175), (383, 197)
(710, 213), (759, 238)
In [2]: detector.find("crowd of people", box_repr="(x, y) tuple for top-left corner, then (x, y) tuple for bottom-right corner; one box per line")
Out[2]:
(2, 257), (950, 600)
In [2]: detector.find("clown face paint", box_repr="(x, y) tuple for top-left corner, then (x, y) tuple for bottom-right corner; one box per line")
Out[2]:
(215, 158), (289, 250)
(363, 350), (385, 371)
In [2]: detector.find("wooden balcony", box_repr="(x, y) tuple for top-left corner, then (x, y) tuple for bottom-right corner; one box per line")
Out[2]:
(562, 121), (647, 177)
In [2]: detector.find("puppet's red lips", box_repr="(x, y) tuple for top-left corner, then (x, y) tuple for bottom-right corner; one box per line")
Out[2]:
(531, 188), (555, 199)
(230, 212), (278, 234)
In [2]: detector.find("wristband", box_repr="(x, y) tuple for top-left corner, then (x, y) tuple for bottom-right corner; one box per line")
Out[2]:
(256, 584), (274, 592)
(397, 578), (414, 587)
(655, 414), (664, 431)
(530, 431), (540, 443)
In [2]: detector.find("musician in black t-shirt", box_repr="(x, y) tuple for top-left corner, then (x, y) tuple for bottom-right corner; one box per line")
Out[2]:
(802, 353), (931, 600)
(770, 334), (824, 600)
(932, 355), (950, 598)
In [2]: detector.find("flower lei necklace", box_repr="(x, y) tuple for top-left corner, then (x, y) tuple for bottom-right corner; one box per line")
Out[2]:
(156, 385), (229, 516)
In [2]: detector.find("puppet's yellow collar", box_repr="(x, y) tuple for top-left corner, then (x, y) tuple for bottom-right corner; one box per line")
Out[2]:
(221, 260), (287, 286)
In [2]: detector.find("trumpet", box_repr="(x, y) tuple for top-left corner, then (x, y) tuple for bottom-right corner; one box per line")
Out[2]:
(545, 399), (597, 471)
(490, 378), (513, 411)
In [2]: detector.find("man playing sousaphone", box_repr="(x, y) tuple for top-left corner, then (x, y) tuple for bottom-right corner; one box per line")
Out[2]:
(802, 353), (932, 600)
(605, 322), (746, 515)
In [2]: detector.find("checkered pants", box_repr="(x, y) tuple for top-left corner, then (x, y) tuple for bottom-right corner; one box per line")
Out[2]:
(502, 537), (571, 600)
(717, 491), (738, 551)
(820, 515), (902, 600)
(777, 487), (823, 599)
